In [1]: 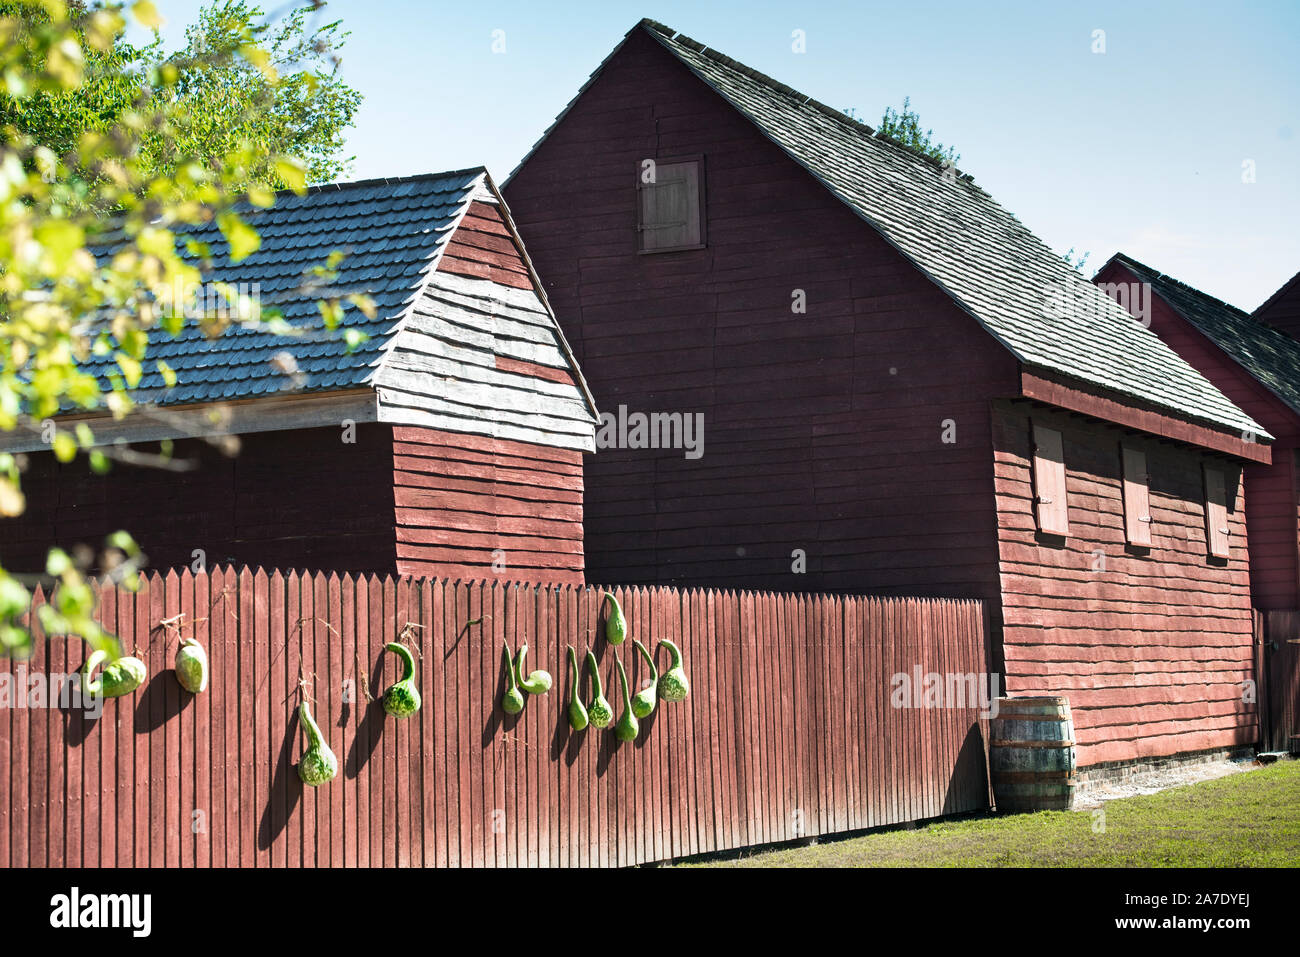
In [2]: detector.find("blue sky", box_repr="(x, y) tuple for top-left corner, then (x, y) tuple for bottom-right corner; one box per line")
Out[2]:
(138, 0), (1300, 310)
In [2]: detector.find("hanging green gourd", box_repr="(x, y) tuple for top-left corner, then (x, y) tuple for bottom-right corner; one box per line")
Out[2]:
(174, 637), (208, 694)
(584, 649), (613, 728)
(514, 643), (553, 695)
(613, 653), (639, 742)
(297, 698), (338, 787)
(630, 639), (657, 719)
(381, 641), (421, 718)
(602, 591), (626, 645)
(566, 646), (588, 730)
(501, 640), (525, 715)
(657, 639), (690, 703)
(81, 649), (147, 699)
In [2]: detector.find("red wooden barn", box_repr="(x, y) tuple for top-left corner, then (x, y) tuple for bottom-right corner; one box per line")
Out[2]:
(503, 20), (1274, 767)
(1094, 254), (1300, 612)
(0, 168), (599, 584)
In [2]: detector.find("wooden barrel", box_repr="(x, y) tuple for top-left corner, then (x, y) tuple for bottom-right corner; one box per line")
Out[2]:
(990, 696), (1077, 811)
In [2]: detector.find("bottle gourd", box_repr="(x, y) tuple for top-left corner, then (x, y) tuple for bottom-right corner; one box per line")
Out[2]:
(514, 643), (553, 695)
(567, 646), (588, 730)
(657, 639), (690, 702)
(81, 649), (147, 699)
(381, 641), (421, 718)
(585, 650), (613, 728)
(501, 640), (525, 715)
(174, 638), (208, 694)
(630, 639), (657, 719)
(297, 699), (338, 786)
(613, 653), (639, 742)
(603, 592), (626, 645)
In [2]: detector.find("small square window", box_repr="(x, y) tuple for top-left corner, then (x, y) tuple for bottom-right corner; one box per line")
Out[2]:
(637, 157), (705, 253)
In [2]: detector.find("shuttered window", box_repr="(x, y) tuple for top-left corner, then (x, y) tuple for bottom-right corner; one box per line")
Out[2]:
(637, 158), (704, 253)
(1031, 422), (1069, 536)
(1203, 464), (1231, 559)
(1120, 446), (1153, 547)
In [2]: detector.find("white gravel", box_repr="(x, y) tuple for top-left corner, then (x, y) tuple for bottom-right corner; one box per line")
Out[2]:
(1071, 757), (1263, 810)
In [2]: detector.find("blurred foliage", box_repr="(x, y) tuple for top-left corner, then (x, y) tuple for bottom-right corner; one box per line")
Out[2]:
(0, 0), (363, 658)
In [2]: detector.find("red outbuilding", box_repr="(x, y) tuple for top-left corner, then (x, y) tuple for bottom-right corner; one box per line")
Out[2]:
(504, 20), (1273, 767)
(0, 168), (599, 584)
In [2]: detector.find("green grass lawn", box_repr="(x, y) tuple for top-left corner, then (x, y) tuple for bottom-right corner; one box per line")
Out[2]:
(695, 760), (1300, 867)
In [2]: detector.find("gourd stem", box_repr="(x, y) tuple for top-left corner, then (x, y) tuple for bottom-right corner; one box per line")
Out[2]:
(568, 646), (579, 705)
(663, 639), (683, 670)
(504, 641), (519, 693)
(299, 700), (324, 751)
(635, 639), (658, 682)
(616, 655), (632, 710)
(387, 641), (416, 682)
(585, 650), (602, 697)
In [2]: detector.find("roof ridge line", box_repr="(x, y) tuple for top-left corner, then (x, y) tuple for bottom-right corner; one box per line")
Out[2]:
(1108, 252), (1249, 317)
(286, 166), (490, 200)
(641, 20), (978, 184)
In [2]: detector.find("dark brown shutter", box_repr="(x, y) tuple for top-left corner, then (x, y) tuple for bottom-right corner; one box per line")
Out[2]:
(1120, 445), (1152, 547)
(1031, 422), (1069, 536)
(637, 159), (704, 252)
(1203, 464), (1231, 558)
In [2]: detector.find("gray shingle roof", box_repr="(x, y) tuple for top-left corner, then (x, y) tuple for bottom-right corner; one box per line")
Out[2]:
(85, 168), (486, 406)
(589, 20), (1264, 439)
(1109, 252), (1300, 420)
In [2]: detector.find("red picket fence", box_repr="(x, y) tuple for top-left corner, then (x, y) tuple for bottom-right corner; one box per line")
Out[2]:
(1, 567), (992, 867)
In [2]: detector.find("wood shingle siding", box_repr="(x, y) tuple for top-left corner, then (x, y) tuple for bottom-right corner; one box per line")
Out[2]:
(375, 272), (595, 452)
(0, 425), (398, 574)
(391, 426), (584, 584)
(1096, 254), (1300, 608)
(993, 402), (1256, 766)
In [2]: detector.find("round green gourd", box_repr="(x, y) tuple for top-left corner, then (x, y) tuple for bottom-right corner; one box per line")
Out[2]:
(657, 639), (690, 703)
(585, 649), (613, 728)
(501, 640), (525, 715)
(297, 699), (338, 787)
(630, 639), (657, 719)
(515, 643), (552, 695)
(613, 653), (639, 742)
(174, 637), (208, 694)
(82, 649), (147, 699)
(602, 591), (626, 645)
(566, 646), (588, 730)
(381, 641), (421, 718)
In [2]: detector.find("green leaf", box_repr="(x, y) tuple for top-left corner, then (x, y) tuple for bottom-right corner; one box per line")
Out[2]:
(116, 353), (142, 389)
(46, 548), (72, 577)
(35, 219), (86, 270)
(132, 1), (163, 29)
(274, 157), (307, 193)
(218, 212), (260, 263)
(52, 432), (77, 463)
